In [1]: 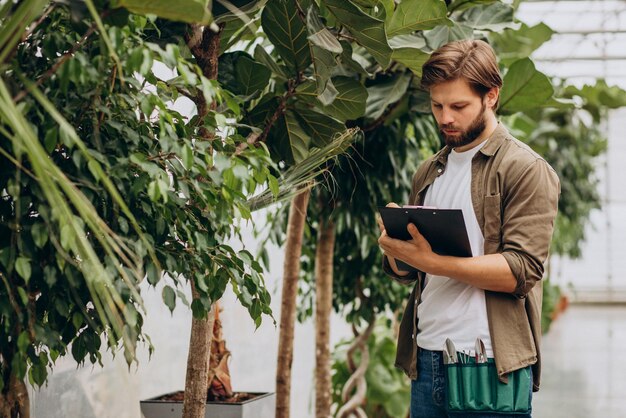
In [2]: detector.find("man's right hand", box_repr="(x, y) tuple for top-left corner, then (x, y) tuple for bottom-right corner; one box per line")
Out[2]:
(378, 202), (410, 276)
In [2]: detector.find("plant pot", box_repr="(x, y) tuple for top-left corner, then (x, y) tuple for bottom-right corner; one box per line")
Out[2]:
(140, 392), (275, 418)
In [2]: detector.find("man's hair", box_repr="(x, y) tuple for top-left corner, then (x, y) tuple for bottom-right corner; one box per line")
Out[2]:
(421, 39), (503, 109)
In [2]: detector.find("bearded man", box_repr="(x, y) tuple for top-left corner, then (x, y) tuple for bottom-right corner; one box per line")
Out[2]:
(377, 39), (560, 418)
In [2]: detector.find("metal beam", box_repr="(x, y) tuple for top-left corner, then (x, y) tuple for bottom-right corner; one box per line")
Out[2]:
(534, 56), (626, 61)
(552, 29), (626, 35)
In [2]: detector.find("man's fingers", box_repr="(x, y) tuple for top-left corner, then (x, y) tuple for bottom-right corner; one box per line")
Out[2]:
(386, 202), (400, 208)
(407, 223), (423, 240)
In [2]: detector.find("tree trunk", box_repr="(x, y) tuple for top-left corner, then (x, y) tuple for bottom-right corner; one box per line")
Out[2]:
(315, 219), (335, 418)
(182, 286), (216, 418)
(336, 320), (376, 418)
(181, 21), (223, 418)
(207, 301), (233, 399)
(275, 188), (312, 418)
(0, 374), (31, 418)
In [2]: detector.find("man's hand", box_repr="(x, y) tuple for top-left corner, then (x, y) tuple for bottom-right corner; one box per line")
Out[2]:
(379, 222), (436, 273)
(378, 202), (412, 276)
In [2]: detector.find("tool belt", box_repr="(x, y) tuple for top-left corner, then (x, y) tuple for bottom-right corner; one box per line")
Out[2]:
(443, 338), (531, 414)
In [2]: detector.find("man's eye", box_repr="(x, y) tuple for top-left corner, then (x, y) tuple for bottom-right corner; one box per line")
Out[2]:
(452, 105), (466, 110)
(432, 103), (442, 108)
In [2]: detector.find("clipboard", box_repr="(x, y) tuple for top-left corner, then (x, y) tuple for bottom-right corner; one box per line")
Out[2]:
(378, 206), (472, 271)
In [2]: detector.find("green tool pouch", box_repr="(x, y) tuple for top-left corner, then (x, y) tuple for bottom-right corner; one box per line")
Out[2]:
(443, 338), (532, 414)
(445, 356), (531, 414)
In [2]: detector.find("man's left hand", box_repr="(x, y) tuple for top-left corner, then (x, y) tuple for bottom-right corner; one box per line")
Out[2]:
(378, 223), (435, 273)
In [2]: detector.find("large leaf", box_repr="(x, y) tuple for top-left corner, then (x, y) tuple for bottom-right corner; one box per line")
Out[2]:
(296, 76), (368, 121)
(310, 45), (339, 105)
(386, 0), (451, 37)
(307, 6), (343, 53)
(254, 44), (290, 80)
(448, 0), (498, 13)
(389, 35), (430, 77)
(499, 58), (553, 114)
(218, 51), (271, 96)
(457, 2), (519, 32)
(293, 106), (345, 147)
(111, 0), (212, 24)
(267, 110), (311, 164)
(364, 73), (412, 120)
(324, 0), (393, 68)
(262, 0), (311, 73)
(423, 21), (474, 50)
(306, 6), (341, 105)
(489, 22), (554, 66)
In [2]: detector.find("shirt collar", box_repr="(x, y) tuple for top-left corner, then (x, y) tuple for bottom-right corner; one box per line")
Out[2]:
(435, 122), (508, 165)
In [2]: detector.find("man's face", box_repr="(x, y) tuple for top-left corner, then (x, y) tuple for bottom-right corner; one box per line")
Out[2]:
(429, 78), (492, 149)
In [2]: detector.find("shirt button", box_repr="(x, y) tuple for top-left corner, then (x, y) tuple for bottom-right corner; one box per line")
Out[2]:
(437, 168), (443, 174)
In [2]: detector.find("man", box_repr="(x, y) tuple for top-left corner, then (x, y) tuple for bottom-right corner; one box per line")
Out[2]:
(377, 39), (560, 417)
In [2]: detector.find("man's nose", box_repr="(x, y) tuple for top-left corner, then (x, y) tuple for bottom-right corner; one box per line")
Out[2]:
(440, 108), (454, 125)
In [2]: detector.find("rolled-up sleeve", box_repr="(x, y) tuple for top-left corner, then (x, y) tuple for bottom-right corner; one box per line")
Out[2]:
(500, 159), (560, 298)
(382, 255), (419, 285)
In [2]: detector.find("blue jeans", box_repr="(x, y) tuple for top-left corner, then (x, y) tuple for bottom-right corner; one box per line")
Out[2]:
(410, 349), (533, 418)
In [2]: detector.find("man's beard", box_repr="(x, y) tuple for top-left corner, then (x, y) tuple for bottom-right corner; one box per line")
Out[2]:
(439, 104), (487, 148)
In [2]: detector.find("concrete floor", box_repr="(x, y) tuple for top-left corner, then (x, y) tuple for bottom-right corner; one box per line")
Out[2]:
(533, 304), (626, 418)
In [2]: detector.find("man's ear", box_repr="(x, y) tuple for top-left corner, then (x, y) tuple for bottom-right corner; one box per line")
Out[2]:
(486, 87), (499, 109)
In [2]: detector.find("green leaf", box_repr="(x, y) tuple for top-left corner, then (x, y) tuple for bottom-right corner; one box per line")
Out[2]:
(15, 257), (32, 282)
(182, 143), (193, 170)
(266, 110), (311, 164)
(268, 174), (279, 197)
(386, 0), (451, 37)
(220, 51), (272, 96)
(364, 73), (412, 120)
(28, 359), (47, 387)
(31, 222), (49, 248)
(423, 21), (474, 50)
(489, 22), (554, 66)
(307, 6), (342, 53)
(235, 54), (271, 96)
(60, 224), (74, 250)
(262, 0), (312, 73)
(324, 0), (393, 68)
(500, 58), (553, 114)
(296, 77), (368, 121)
(146, 263), (161, 285)
(390, 36), (430, 77)
(44, 128), (58, 154)
(457, 2), (519, 32)
(448, 0), (498, 13)
(293, 106), (345, 147)
(0, 247), (11, 270)
(254, 44), (290, 80)
(162, 285), (176, 313)
(110, 0), (212, 25)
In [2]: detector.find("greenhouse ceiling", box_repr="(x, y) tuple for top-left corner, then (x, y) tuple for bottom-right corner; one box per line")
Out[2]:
(517, 0), (626, 88)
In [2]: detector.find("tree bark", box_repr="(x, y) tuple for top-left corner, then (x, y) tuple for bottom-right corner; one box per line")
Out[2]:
(207, 301), (233, 399)
(0, 374), (31, 418)
(315, 219), (335, 418)
(182, 286), (216, 418)
(275, 188), (312, 418)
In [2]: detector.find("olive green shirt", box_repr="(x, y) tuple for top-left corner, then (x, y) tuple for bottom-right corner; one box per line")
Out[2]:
(384, 123), (560, 391)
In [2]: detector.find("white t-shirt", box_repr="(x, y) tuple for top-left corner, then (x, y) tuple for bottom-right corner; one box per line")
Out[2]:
(415, 141), (494, 357)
